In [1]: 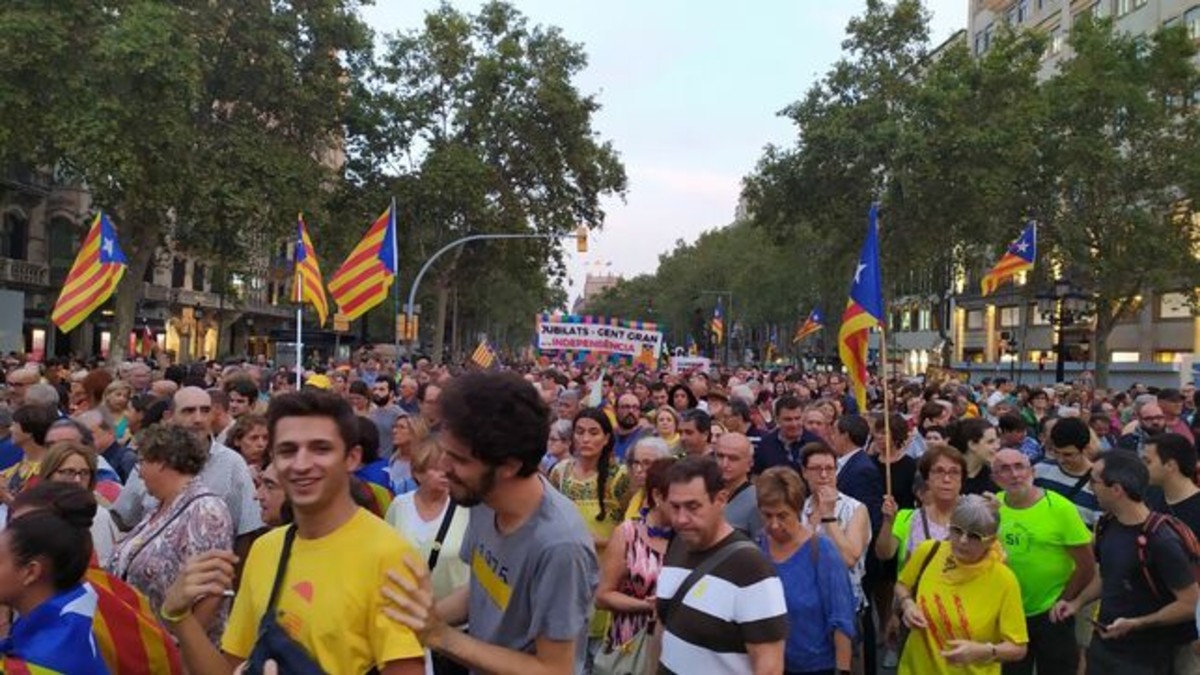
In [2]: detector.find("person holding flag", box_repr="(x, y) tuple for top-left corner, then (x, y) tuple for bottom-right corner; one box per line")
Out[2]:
(51, 211), (127, 333)
(794, 308), (824, 344)
(838, 204), (885, 413)
(981, 222), (1037, 296)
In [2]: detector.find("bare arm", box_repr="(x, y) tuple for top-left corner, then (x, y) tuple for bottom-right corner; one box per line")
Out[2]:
(380, 658), (428, 675)
(874, 524), (899, 561)
(170, 612), (242, 675)
(435, 585), (469, 627)
(745, 640), (785, 675)
(834, 630), (852, 671)
(433, 631), (576, 675)
(1059, 544), (1096, 603)
(819, 506), (869, 568)
(596, 525), (652, 614)
(1107, 584), (1200, 636)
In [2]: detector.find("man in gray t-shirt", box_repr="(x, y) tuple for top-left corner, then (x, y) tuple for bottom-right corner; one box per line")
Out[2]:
(381, 372), (599, 675)
(715, 432), (762, 540)
(460, 475), (597, 673)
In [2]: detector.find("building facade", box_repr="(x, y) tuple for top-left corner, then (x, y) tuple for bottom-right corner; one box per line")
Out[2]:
(886, 0), (1200, 381)
(0, 165), (291, 363)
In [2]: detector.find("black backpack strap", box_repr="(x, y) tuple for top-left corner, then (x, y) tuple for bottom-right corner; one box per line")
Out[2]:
(266, 525), (299, 611)
(427, 501), (458, 570)
(663, 539), (756, 625)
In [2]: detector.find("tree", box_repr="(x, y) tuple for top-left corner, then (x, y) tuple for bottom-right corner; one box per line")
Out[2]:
(355, 1), (626, 362)
(0, 0), (373, 361)
(1041, 17), (1200, 386)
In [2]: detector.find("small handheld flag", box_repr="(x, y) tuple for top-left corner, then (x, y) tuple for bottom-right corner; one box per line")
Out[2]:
(793, 308), (825, 344)
(328, 204), (397, 320)
(837, 204), (885, 412)
(981, 222), (1037, 296)
(51, 211), (128, 333)
(294, 214), (329, 326)
(470, 340), (497, 369)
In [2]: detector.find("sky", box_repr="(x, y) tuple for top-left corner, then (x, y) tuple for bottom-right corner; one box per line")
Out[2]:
(359, 1), (969, 304)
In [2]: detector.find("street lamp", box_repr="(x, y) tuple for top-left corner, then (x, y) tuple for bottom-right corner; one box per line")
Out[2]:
(1035, 278), (1094, 383)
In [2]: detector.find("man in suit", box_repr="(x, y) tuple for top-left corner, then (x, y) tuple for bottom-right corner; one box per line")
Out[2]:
(752, 394), (822, 475)
(829, 413), (884, 675)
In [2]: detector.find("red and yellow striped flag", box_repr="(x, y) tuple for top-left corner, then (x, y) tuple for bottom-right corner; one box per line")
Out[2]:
(294, 214), (329, 326)
(87, 566), (184, 675)
(328, 204), (397, 321)
(51, 211), (127, 333)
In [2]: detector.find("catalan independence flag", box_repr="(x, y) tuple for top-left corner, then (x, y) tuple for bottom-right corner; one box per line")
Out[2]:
(711, 298), (725, 345)
(838, 204), (884, 412)
(981, 221), (1037, 296)
(294, 214), (329, 326)
(51, 211), (127, 333)
(793, 308), (825, 344)
(328, 203), (397, 320)
(471, 340), (497, 369)
(87, 566), (183, 675)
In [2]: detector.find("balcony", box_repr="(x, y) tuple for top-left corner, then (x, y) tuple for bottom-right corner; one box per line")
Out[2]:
(173, 288), (222, 309)
(143, 283), (171, 302)
(0, 257), (49, 287)
(243, 296), (290, 318)
(982, 0), (1013, 11)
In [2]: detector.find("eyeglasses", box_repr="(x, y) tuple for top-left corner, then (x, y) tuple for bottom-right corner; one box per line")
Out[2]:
(805, 465), (837, 475)
(53, 468), (92, 481)
(949, 525), (992, 544)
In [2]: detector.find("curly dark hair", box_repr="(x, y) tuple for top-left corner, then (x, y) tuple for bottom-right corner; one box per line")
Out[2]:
(136, 424), (208, 475)
(439, 372), (548, 477)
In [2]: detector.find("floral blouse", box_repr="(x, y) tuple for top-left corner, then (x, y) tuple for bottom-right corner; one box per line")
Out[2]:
(106, 479), (233, 642)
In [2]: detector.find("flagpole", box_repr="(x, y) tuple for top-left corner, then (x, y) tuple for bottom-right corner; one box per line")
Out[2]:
(878, 321), (894, 498)
(295, 306), (304, 389)
(390, 197), (401, 365)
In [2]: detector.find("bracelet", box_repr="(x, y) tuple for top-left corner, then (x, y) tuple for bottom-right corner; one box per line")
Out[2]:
(990, 643), (997, 661)
(821, 516), (838, 523)
(160, 604), (191, 624)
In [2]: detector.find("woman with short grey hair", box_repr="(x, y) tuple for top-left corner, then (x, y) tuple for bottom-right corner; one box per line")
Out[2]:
(892, 494), (1028, 673)
(621, 436), (672, 520)
(541, 418), (575, 475)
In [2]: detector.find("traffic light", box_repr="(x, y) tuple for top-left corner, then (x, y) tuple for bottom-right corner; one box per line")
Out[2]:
(576, 225), (588, 253)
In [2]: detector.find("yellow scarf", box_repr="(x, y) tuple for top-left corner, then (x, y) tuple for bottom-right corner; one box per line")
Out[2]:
(940, 540), (1005, 586)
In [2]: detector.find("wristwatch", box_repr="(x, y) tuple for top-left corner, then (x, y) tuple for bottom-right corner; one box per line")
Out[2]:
(821, 516), (838, 523)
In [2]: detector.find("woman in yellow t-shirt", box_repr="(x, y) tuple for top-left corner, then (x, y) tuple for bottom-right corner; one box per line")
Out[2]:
(894, 494), (1029, 675)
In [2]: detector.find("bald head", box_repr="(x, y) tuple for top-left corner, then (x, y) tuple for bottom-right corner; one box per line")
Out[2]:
(172, 386), (212, 442)
(151, 379), (179, 400)
(715, 432), (753, 486)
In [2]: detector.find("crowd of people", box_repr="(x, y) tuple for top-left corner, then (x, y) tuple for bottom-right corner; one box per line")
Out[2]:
(0, 350), (1197, 674)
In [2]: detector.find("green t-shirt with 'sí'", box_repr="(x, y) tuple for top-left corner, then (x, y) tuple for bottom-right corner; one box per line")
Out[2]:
(998, 489), (1092, 616)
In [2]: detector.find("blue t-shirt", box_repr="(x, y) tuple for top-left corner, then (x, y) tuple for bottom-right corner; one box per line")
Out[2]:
(0, 437), (21, 472)
(763, 535), (857, 672)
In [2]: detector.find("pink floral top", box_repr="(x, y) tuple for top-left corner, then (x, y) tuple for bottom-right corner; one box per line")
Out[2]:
(106, 479), (233, 642)
(609, 519), (664, 646)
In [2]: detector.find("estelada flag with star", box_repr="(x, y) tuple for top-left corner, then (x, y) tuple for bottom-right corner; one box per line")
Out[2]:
(51, 211), (128, 333)
(981, 221), (1037, 296)
(837, 204), (884, 412)
(793, 307), (824, 344)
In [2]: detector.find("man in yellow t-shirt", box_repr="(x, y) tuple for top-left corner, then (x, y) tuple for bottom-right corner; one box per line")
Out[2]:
(160, 390), (425, 675)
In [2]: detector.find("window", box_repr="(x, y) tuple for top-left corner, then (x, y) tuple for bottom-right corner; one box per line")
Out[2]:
(900, 311), (913, 331)
(974, 31), (986, 56)
(1092, 0), (1111, 18)
(1048, 25), (1064, 55)
(1186, 6), (1200, 39)
(1117, 0), (1146, 16)
(1111, 351), (1141, 363)
(967, 310), (984, 330)
(1155, 351), (1184, 364)
(1029, 304), (1050, 325)
(1159, 292), (1194, 319)
(0, 212), (28, 260)
(999, 306), (1021, 327)
(917, 309), (932, 331)
(193, 263), (206, 291)
(172, 258), (186, 288)
(1017, 0), (1029, 23)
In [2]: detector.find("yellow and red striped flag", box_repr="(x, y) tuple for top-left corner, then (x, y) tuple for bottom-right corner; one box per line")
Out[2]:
(471, 340), (497, 368)
(328, 203), (397, 320)
(87, 566), (183, 675)
(981, 222), (1037, 296)
(793, 308), (825, 344)
(294, 214), (329, 326)
(51, 211), (127, 333)
(838, 205), (884, 412)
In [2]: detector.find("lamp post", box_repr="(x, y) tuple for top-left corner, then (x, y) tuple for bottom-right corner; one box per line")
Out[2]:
(1035, 278), (1094, 384)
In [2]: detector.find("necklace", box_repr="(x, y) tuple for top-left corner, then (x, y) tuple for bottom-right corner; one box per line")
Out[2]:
(640, 506), (673, 538)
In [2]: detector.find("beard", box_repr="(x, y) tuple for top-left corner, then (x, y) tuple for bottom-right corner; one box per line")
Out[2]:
(618, 413), (639, 430)
(449, 464), (497, 507)
(371, 394), (391, 407)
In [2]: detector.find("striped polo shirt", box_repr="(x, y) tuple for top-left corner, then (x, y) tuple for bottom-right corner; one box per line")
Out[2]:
(656, 531), (789, 675)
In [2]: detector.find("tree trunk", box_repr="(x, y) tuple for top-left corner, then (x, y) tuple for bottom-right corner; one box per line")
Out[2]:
(107, 223), (157, 365)
(1093, 314), (1115, 390)
(450, 288), (460, 363)
(431, 276), (450, 365)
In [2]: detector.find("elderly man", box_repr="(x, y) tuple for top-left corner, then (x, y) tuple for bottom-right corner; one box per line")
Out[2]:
(715, 432), (761, 540)
(150, 379), (179, 401)
(992, 448), (1094, 675)
(126, 362), (152, 395)
(5, 368), (38, 407)
(1118, 402), (1167, 455)
(111, 387), (262, 544)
